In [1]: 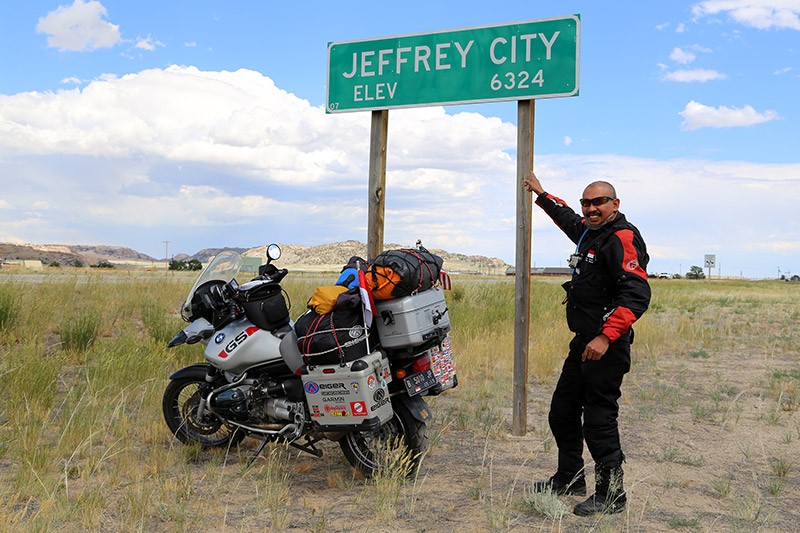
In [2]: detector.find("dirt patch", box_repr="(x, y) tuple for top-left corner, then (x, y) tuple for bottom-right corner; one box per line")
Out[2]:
(148, 344), (798, 532)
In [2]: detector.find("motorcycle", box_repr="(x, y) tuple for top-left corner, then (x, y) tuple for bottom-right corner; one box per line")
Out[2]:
(162, 244), (456, 475)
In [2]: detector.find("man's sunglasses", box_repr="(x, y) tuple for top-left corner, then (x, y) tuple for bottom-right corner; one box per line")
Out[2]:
(579, 196), (616, 208)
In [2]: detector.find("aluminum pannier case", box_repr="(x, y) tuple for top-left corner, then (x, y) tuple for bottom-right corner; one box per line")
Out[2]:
(374, 288), (450, 349)
(301, 350), (393, 430)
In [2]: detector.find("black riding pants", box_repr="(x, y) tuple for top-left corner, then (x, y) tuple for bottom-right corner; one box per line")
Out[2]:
(548, 334), (631, 477)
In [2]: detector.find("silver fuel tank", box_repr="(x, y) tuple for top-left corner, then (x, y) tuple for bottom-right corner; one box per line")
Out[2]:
(204, 317), (283, 374)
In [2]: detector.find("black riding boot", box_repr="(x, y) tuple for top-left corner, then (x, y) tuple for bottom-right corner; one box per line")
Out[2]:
(531, 471), (586, 496)
(573, 464), (626, 516)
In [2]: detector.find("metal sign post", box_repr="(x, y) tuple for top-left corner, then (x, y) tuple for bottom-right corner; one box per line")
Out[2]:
(704, 254), (716, 280)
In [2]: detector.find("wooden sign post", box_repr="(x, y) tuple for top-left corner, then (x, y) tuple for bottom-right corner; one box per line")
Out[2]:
(512, 100), (534, 435)
(367, 110), (389, 260)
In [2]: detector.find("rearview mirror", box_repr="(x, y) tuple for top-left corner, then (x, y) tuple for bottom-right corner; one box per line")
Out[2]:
(267, 243), (281, 261)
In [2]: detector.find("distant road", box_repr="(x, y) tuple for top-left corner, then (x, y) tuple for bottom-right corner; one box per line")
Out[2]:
(0, 270), (195, 284)
(0, 270), (567, 285)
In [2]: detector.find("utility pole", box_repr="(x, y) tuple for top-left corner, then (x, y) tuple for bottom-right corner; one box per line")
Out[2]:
(163, 241), (170, 271)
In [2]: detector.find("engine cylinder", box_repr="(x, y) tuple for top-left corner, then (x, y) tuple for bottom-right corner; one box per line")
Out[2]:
(210, 388), (248, 420)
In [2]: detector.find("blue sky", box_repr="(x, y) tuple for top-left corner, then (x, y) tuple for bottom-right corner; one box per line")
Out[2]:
(0, 1), (798, 278)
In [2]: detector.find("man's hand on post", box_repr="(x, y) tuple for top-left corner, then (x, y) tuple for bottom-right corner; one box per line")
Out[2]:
(523, 171), (545, 195)
(582, 334), (611, 361)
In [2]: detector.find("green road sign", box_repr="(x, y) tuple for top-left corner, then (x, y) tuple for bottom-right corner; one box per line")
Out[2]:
(326, 15), (579, 113)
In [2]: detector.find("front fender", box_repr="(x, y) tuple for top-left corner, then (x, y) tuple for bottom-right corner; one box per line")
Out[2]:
(168, 363), (212, 381)
(394, 394), (432, 424)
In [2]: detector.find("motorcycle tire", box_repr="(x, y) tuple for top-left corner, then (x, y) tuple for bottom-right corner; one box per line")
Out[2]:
(338, 399), (428, 477)
(162, 376), (246, 448)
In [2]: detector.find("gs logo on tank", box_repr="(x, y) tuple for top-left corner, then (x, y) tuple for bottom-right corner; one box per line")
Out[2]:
(216, 327), (259, 359)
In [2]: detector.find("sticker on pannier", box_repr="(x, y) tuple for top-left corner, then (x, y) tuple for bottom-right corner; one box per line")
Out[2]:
(430, 334), (457, 391)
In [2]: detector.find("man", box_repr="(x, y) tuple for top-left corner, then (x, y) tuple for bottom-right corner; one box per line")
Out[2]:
(523, 171), (650, 516)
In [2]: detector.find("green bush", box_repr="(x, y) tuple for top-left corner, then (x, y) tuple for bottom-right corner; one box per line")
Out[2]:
(59, 309), (101, 352)
(686, 266), (705, 280)
(0, 284), (17, 331)
(169, 259), (202, 271)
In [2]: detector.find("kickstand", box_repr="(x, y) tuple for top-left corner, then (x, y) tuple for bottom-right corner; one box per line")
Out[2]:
(246, 438), (270, 468)
(289, 437), (324, 458)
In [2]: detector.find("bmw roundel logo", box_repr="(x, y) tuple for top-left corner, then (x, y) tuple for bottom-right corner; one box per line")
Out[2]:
(215, 333), (225, 344)
(304, 382), (320, 394)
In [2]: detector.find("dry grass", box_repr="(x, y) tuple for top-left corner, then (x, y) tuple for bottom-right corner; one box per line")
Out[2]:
(0, 272), (798, 531)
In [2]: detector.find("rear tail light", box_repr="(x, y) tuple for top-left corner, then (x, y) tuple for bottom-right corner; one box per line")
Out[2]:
(412, 354), (431, 373)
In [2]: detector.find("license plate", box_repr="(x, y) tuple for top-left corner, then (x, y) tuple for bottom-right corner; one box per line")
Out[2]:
(403, 369), (437, 397)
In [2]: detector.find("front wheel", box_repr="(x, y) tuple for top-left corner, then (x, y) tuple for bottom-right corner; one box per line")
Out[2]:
(339, 399), (428, 476)
(162, 376), (245, 447)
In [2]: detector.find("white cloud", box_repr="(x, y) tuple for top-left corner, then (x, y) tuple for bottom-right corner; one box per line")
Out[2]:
(662, 68), (727, 82)
(692, 0), (800, 30)
(185, 41), (197, 47)
(676, 22), (687, 32)
(679, 100), (779, 130)
(670, 47), (697, 64)
(656, 22), (670, 30)
(135, 36), (165, 51)
(61, 77), (83, 84)
(0, 66), (797, 276)
(746, 241), (800, 252)
(774, 66), (793, 74)
(0, 66), (517, 257)
(36, 0), (121, 51)
(564, 136), (573, 146)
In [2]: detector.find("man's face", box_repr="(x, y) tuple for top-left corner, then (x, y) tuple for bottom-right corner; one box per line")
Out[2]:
(581, 184), (620, 227)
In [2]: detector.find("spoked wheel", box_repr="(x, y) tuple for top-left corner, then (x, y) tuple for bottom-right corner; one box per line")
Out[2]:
(339, 399), (428, 476)
(162, 376), (245, 447)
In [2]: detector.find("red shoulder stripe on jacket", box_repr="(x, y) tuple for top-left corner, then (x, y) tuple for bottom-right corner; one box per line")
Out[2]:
(602, 306), (637, 342)
(535, 194), (571, 233)
(615, 229), (647, 280)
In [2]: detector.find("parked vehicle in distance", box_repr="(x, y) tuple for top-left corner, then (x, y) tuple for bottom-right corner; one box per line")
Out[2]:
(658, 272), (673, 279)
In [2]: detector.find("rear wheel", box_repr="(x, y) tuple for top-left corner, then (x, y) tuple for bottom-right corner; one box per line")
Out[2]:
(339, 399), (428, 476)
(162, 376), (245, 447)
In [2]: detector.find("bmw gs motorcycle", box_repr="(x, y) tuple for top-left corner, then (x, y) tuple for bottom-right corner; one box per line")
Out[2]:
(162, 244), (455, 474)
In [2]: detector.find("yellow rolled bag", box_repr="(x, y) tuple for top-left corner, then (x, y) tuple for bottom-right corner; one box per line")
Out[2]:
(306, 285), (348, 315)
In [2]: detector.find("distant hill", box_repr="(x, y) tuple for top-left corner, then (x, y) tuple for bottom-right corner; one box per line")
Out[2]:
(187, 247), (250, 263)
(245, 240), (509, 274)
(0, 243), (156, 266)
(1, 241), (509, 274)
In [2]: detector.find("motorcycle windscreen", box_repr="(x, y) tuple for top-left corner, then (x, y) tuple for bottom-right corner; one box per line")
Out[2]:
(182, 251), (243, 321)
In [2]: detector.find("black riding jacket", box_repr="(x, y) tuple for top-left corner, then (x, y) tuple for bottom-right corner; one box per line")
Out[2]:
(536, 192), (651, 342)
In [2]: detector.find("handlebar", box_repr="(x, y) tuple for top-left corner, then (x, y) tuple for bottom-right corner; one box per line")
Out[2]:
(272, 268), (289, 283)
(242, 268), (289, 288)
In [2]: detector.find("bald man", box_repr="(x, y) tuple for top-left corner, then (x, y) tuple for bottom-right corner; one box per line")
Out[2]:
(524, 171), (650, 516)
